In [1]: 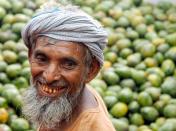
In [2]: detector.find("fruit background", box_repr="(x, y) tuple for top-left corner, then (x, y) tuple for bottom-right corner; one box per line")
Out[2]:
(0, 0), (176, 131)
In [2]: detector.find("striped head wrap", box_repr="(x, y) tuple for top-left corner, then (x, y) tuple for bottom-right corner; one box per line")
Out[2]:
(21, 5), (107, 66)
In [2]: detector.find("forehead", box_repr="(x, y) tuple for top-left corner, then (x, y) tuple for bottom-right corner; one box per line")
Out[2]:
(34, 36), (87, 58)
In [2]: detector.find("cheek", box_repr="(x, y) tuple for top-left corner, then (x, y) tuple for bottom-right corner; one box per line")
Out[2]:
(30, 63), (44, 78)
(65, 72), (83, 85)
(64, 69), (88, 92)
(67, 68), (87, 83)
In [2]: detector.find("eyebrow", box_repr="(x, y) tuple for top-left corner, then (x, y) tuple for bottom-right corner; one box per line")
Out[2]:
(34, 50), (47, 57)
(62, 57), (79, 64)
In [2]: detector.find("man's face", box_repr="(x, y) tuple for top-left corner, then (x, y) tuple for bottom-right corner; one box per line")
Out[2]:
(29, 36), (89, 98)
(22, 36), (91, 128)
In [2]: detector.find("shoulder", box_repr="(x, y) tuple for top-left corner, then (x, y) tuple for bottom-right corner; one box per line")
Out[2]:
(83, 85), (116, 131)
(86, 85), (109, 114)
(79, 109), (116, 131)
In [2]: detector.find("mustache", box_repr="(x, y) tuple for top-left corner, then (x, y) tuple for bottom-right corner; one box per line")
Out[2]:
(33, 76), (69, 88)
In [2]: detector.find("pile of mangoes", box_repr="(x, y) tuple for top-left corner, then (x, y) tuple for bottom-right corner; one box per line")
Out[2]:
(0, 0), (176, 130)
(77, 0), (176, 130)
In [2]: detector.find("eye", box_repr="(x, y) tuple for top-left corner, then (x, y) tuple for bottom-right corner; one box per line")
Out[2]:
(34, 53), (48, 64)
(62, 59), (77, 70)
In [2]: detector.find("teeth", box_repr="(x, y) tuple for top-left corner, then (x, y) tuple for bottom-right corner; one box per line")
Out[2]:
(43, 86), (45, 91)
(45, 86), (47, 91)
(45, 87), (48, 92)
(42, 85), (60, 94)
(49, 89), (52, 93)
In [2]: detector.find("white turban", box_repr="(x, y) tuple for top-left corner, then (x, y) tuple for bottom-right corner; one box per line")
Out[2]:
(21, 6), (108, 66)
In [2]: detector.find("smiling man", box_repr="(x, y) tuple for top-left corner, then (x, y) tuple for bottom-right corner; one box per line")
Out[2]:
(21, 3), (115, 131)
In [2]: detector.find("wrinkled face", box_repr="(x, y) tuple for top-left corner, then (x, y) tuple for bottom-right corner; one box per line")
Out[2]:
(29, 36), (90, 98)
(22, 36), (100, 128)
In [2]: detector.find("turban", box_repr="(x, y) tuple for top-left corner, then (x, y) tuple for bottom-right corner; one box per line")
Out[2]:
(21, 6), (108, 66)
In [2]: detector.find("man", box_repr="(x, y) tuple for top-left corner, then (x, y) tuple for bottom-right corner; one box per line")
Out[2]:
(21, 4), (116, 131)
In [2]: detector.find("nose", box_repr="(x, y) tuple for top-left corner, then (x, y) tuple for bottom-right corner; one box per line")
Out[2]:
(43, 63), (61, 83)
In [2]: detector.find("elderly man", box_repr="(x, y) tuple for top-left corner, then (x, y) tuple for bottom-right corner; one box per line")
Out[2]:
(21, 4), (116, 131)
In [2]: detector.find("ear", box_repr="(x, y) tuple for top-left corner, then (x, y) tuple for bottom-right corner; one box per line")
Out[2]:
(85, 58), (100, 83)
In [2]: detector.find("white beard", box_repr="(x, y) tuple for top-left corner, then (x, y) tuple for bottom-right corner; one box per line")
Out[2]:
(22, 85), (83, 129)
